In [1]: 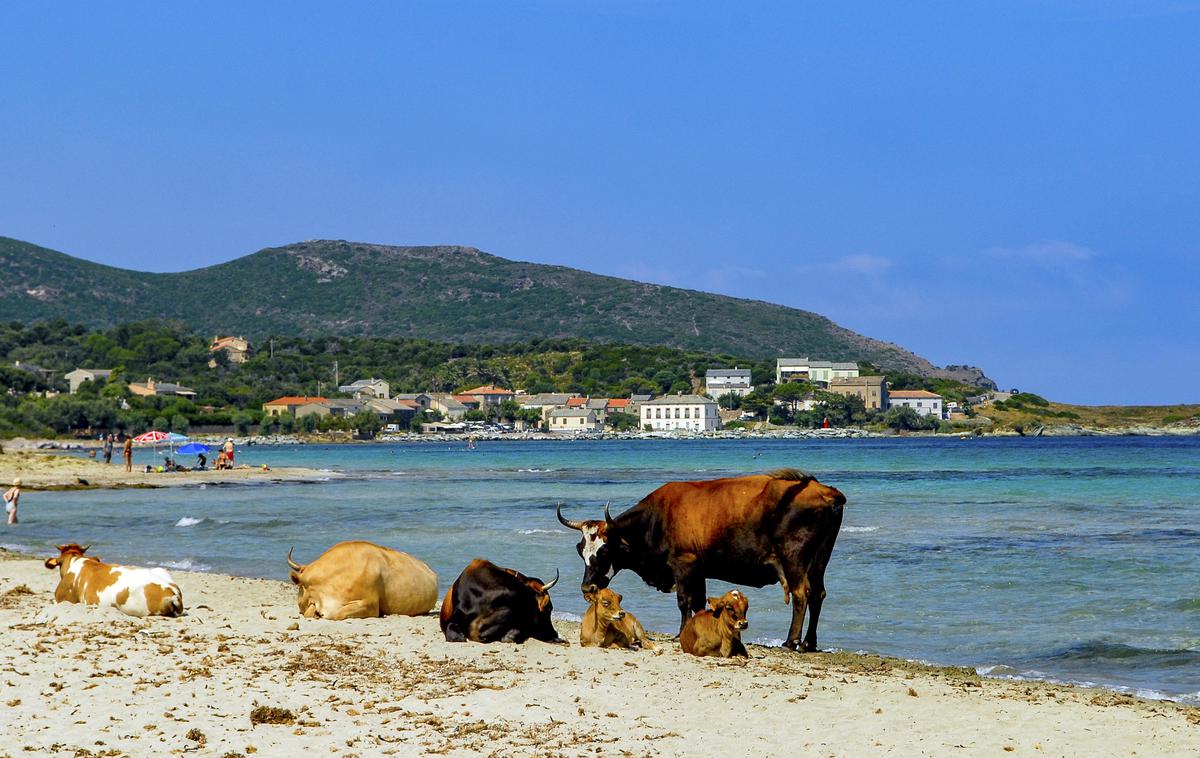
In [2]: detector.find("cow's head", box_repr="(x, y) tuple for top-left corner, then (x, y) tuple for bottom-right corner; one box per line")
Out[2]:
(44, 543), (91, 571)
(557, 503), (625, 599)
(590, 587), (626, 625)
(286, 546), (318, 617)
(709, 589), (749, 632)
(518, 568), (561, 642)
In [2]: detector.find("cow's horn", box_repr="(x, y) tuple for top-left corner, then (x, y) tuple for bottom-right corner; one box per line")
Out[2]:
(286, 546), (302, 572)
(556, 503), (585, 531)
(604, 502), (615, 526)
(81, 544), (92, 554)
(542, 569), (559, 591)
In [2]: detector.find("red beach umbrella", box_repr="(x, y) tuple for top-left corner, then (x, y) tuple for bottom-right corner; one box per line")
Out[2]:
(132, 430), (170, 444)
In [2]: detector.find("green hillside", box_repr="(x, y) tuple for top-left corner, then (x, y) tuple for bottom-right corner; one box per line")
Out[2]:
(0, 236), (972, 377)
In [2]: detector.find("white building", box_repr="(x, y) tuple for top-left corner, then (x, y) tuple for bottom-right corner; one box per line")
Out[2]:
(338, 377), (390, 399)
(886, 390), (944, 418)
(548, 407), (602, 433)
(640, 394), (720, 432)
(705, 367), (753, 398)
(64, 368), (113, 394)
(775, 358), (859, 387)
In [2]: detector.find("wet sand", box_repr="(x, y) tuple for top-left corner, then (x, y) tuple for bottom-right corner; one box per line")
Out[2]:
(0, 554), (1195, 757)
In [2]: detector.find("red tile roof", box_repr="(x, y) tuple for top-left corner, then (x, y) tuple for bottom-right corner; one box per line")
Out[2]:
(264, 396), (327, 406)
(566, 397), (588, 407)
(463, 385), (514, 395)
(607, 398), (630, 408)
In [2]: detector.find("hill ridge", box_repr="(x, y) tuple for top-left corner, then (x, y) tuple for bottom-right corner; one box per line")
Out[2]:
(0, 235), (991, 383)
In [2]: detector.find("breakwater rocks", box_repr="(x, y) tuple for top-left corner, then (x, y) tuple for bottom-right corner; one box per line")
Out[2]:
(1036, 424), (1200, 437)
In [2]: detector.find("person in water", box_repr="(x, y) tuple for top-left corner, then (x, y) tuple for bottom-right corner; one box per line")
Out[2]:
(4, 478), (21, 525)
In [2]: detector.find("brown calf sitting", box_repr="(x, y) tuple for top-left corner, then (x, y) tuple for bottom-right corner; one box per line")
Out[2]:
(679, 589), (749, 658)
(580, 588), (654, 649)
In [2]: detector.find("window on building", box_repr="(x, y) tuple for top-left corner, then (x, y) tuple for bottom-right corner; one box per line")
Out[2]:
(684, 407), (691, 418)
(655, 408), (661, 419)
(674, 408), (680, 418)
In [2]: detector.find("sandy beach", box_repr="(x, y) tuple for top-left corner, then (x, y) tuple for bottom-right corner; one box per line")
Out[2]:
(0, 552), (1195, 757)
(0, 450), (336, 490)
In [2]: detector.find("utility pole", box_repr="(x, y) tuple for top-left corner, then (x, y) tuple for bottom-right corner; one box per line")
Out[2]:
(333, 360), (339, 388)
(269, 338), (274, 360)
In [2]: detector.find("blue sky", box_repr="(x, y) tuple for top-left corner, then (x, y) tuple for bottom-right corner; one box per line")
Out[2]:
(2, 2), (1197, 404)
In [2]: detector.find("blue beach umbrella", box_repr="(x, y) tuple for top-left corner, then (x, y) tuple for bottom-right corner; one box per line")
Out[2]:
(177, 442), (209, 455)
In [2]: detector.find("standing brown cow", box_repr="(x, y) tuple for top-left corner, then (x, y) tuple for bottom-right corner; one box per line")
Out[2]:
(558, 468), (844, 652)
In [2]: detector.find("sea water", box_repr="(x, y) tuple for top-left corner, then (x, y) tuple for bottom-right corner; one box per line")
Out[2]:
(6, 436), (1198, 702)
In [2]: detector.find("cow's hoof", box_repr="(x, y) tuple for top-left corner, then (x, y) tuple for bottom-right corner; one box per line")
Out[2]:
(781, 639), (800, 651)
(799, 640), (817, 653)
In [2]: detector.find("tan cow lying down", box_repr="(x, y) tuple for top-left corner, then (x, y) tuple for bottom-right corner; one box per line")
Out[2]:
(44, 544), (183, 618)
(287, 540), (438, 619)
(580, 588), (653, 649)
(680, 589), (749, 658)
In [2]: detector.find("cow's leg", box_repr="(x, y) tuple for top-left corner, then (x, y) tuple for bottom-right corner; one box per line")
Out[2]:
(675, 573), (706, 637)
(801, 534), (838, 652)
(782, 581), (809, 651)
(472, 608), (522, 643)
(327, 599), (380, 620)
(443, 620), (468, 642)
(766, 555), (791, 604)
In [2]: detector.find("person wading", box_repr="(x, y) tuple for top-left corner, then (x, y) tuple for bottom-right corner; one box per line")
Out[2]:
(123, 436), (133, 472)
(4, 479), (21, 525)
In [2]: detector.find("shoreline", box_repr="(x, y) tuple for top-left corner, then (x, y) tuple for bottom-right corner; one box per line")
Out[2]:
(1, 553), (1196, 755)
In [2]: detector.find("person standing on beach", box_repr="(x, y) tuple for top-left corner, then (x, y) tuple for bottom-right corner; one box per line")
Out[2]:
(3, 479), (20, 525)
(223, 438), (235, 467)
(102, 433), (114, 464)
(123, 436), (133, 472)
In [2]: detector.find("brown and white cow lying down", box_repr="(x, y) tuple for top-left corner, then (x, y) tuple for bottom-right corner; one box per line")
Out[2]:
(287, 540), (438, 620)
(679, 589), (749, 658)
(44, 544), (183, 618)
(580, 588), (653, 649)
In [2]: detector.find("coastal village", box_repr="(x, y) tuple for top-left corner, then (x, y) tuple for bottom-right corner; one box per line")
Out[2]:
(32, 335), (983, 439)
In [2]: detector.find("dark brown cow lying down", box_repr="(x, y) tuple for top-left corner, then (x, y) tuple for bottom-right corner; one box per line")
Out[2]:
(440, 559), (563, 644)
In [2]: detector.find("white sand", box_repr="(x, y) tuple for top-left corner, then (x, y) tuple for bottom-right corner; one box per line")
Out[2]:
(0, 555), (1195, 757)
(0, 450), (336, 490)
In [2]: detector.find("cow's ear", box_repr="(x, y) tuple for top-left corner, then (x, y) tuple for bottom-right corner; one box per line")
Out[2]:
(617, 593), (623, 603)
(44, 557), (59, 569)
(289, 570), (301, 585)
(708, 597), (721, 616)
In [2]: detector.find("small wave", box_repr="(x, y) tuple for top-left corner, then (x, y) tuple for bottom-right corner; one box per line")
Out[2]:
(842, 526), (879, 533)
(750, 637), (787, 647)
(175, 517), (204, 527)
(157, 559), (212, 572)
(1168, 598), (1200, 611)
(1036, 641), (1200, 667)
(518, 468), (555, 473)
(517, 529), (559, 535)
(551, 611), (583, 623)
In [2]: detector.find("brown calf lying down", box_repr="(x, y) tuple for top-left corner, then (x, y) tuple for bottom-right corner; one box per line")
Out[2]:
(44, 544), (183, 618)
(580, 588), (654, 649)
(679, 589), (749, 658)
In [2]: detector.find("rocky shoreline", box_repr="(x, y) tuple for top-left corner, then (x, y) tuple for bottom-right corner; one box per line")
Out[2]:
(6, 422), (1200, 453)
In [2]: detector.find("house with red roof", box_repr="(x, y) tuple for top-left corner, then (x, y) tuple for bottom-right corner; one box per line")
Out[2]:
(461, 384), (516, 407)
(262, 395), (327, 417)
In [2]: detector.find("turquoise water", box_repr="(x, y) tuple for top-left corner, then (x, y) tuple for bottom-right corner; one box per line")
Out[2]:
(6, 437), (1199, 702)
